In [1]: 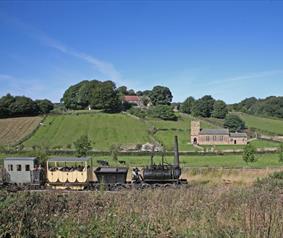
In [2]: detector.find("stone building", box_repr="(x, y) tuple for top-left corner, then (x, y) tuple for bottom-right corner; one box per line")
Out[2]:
(191, 121), (247, 145)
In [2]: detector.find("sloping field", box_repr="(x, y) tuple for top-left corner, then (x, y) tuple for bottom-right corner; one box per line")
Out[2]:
(148, 115), (218, 151)
(237, 113), (283, 135)
(24, 113), (150, 150)
(0, 116), (42, 145)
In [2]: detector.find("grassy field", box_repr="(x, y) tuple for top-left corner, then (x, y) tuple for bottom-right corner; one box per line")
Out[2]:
(237, 112), (283, 135)
(1, 152), (283, 168)
(22, 112), (217, 151)
(24, 113), (150, 150)
(0, 116), (42, 146)
(200, 139), (281, 150)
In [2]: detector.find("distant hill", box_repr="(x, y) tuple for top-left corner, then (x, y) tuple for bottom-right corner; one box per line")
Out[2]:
(1, 111), (282, 151)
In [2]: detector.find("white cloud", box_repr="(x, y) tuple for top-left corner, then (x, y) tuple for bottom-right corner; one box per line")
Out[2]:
(205, 70), (283, 86)
(39, 36), (122, 82)
(0, 14), (122, 83)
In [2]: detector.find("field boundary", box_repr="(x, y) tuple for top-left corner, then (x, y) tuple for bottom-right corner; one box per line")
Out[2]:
(13, 115), (47, 146)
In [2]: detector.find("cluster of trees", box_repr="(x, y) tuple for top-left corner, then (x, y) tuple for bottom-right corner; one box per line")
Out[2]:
(117, 85), (173, 106)
(180, 95), (228, 119)
(232, 96), (283, 118)
(0, 94), (54, 118)
(63, 80), (176, 119)
(62, 80), (121, 112)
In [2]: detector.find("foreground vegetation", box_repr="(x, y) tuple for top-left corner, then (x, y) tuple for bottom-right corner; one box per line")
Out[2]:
(1, 172), (283, 237)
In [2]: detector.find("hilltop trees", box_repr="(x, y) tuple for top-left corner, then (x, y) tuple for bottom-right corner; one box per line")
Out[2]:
(0, 94), (54, 118)
(35, 99), (54, 114)
(232, 96), (283, 118)
(180, 95), (229, 119)
(192, 95), (215, 117)
(62, 80), (122, 112)
(212, 100), (228, 119)
(180, 97), (195, 114)
(149, 86), (173, 106)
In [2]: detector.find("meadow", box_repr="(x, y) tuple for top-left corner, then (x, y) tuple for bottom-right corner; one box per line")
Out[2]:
(0, 116), (42, 146)
(24, 113), (150, 150)
(2, 152), (282, 169)
(237, 112), (283, 135)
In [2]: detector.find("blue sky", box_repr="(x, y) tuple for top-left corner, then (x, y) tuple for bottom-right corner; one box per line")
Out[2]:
(0, 1), (283, 103)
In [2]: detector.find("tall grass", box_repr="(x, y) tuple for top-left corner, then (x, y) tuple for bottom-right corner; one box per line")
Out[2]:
(1, 176), (283, 237)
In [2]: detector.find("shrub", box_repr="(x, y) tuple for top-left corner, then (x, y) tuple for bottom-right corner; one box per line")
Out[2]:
(148, 105), (177, 121)
(128, 107), (146, 118)
(73, 135), (92, 157)
(243, 144), (256, 163)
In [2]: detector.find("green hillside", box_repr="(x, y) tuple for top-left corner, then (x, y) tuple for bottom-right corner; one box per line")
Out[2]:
(24, 113), (150, 150)
(237, 113), (283, 135)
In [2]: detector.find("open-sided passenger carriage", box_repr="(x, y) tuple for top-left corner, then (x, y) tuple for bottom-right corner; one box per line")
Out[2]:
(46, 157), (92, 190)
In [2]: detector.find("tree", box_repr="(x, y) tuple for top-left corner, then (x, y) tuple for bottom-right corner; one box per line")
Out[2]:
(212, 100), (228, 119)
(180, 97), (195, 114)
(117, 86), (128, 96)
(127, 89), (136, 95)
(224, 114), (245, 132)
(136, 91), (143, 96)
(35, 99), (54, 114)
(192, 95), (215, 117)
(0, 94), (14, 117)
(148, 105), (177, 121)
(90, 81), (122, 112)
(9, 96), (39, 116)
(62, 80), (122, 112)
(149, 86), (173, 106)
(62, 80), (89, 110)
(243, 144), (256, 163)
(73, 135), (92, 157)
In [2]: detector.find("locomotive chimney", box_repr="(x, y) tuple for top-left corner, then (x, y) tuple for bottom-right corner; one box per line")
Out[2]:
(174, 135), (180, 167)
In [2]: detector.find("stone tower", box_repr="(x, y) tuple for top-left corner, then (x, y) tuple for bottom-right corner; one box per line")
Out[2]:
(191, 120), (200, 144)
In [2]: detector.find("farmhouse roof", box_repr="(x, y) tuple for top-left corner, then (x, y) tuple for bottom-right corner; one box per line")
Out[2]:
(48, 157), (90, 162)
(199, 129), (229, 135)
(123, 95), (141, 102)
(230, 132), (247, 138)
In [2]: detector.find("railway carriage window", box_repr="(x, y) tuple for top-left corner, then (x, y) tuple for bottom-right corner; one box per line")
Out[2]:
(25, 165), (30, 171)
(213, 136), (216, 141)
(8, 164), (13, 171)
(220, 136), (224, 141)
(16, 164), (22, 171)
(206, 136), (210, 142)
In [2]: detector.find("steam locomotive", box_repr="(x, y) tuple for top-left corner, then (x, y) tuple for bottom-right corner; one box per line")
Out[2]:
(0, 136), (187, 190)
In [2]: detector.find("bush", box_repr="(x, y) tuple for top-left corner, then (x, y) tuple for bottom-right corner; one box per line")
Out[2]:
(243, 144), (256, 163)
(128, 107), (147, 118)
(73, 135), (92, 157)
(148, 105), (177, 121)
